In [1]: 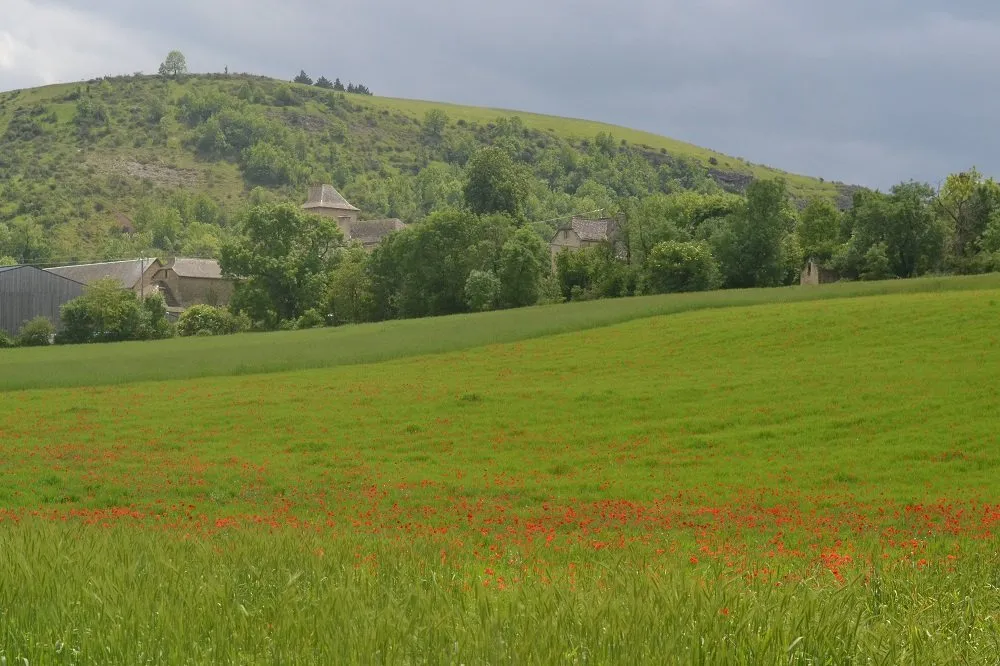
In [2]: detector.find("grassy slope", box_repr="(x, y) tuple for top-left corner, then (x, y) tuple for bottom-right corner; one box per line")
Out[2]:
(355, 96), (840, 201)
(0, 75), (843, 207)
(2, 288), (1000, 662)
(2, 273), (999, 391)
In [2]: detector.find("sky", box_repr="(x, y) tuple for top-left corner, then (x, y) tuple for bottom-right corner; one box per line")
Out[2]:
(1, 0), (998, 189)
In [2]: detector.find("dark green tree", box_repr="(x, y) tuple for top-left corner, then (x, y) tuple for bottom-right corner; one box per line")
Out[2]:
(293, 70), (313, 85)
(220, 203), (344, 327)
(463, 147), (529, 218)
(498, 227), (549, 308)
(715, 178), (795, 288)
(314, 76), (334, 89)
(798, 198), (841, 263)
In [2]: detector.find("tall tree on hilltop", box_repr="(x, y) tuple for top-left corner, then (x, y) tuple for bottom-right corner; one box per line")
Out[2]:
(293, 70), (313, 85)
(333, 78), (345, 91)
(158, 51), (187, 78)
(314, 76), (334, 89)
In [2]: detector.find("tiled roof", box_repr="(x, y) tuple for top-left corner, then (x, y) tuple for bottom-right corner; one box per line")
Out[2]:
(169, 258), (223, 279)
(350, 219), (406, 246)
(46, 259), (152, 289)
(302, 184), (360, 212)
(568, 217), (618, 242)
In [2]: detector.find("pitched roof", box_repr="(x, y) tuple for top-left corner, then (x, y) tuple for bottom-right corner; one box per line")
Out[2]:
(302, 184), (360, 212)
(564, 217), (618, 242)
(46, 259), (153, 289)
(350, 219), (406, 246)
(0, 265), (86, 286)
(169, 258), (224, 279)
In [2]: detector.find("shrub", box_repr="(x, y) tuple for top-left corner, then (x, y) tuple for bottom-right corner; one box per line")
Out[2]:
(643, 240), (722, 294)
(0, 331), (14, 348)
(16, 317), (54, 347)
(176, 305), (249, 337)
(464, 270), (501, 312)
(58, 278), (173, 344)
(295, 309), (326, 330)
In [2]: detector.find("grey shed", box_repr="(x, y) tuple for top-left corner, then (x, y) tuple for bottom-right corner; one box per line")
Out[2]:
(0, 265), (85, 336)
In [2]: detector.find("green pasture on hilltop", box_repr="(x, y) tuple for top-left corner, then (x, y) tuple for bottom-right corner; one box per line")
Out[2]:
(3, 286), (1000, 663)
(3, 273), (1000, 392)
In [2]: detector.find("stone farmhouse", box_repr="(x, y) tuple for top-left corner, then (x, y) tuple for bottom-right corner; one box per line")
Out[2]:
(142, 258), (234, 308)
(301, 184), (406, 249)
(549, 216), (623, 265)
(46, 257), (234, 311)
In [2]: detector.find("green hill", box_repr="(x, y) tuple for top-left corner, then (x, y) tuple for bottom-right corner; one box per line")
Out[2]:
(0, 73), (851, 264)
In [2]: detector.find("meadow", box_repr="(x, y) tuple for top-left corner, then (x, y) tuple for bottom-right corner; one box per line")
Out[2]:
(2, 285), (1000, 663)
(2, 273), (1000, 392)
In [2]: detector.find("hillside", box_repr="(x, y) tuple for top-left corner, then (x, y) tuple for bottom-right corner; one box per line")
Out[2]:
(0, 73), (852, 264)
(3, 285), (1000, 661)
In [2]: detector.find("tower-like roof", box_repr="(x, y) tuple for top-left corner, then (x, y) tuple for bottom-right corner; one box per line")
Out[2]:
(302, 184), (360, 212)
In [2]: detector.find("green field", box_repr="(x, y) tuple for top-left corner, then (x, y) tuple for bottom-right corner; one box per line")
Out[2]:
(3, 273), (1000, 392)
(3, 281), (1000, 663)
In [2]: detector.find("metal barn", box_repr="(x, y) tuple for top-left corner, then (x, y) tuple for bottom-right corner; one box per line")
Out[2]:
(0, 265), (85, 336)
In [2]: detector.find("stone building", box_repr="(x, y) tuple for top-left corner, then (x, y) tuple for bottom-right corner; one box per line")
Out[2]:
(800, 259), (840, 286)
(142, 258), (234, 308)
(301, 184), (406, 249)
(46, 257), (234, 311)
(549, 217), (622, 264)
(301, 184), (361, 234)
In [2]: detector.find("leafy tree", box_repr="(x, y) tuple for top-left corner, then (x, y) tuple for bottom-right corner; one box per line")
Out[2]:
(0, 256), (16, 267)
(369, 209), (511, 319)
(554, 249), (592, 300)
(314, 76), (334, 89)
(643, 240), (721, 294)
(934, 168), (1000, 262)
(1, 219), (50, 264)
(464, 270), (501, 311)
(798, 198), (841, 262)
(715, 178), (795, 288)
(422, 109), (449, 143)
(463, 147), (529, 218)
(158, 50), (188, 78)
(498, 227), (549, 308)
(220, 203), (344, 327)
(846, 183), (948, 278)
(326, 246), (375, 325)
(16, 317), (54, 347)
(293, 70), (313, 85)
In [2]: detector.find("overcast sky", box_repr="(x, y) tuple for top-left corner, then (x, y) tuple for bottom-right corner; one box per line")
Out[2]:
(1, 0), (997, 189)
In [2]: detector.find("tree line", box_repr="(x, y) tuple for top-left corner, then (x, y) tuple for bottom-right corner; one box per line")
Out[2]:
(293, 70), (372, 95)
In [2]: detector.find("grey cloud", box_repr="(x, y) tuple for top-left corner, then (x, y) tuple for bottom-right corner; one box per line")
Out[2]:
(6, 0), (1000, 188)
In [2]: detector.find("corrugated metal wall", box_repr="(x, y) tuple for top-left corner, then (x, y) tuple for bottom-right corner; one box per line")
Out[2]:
(0, 267), (85, 336)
